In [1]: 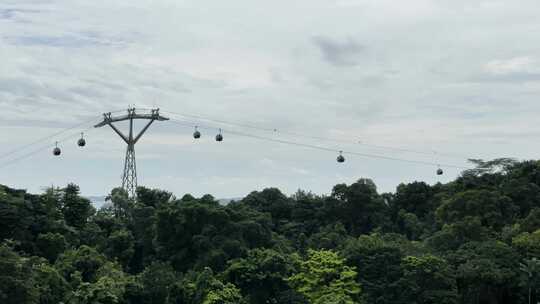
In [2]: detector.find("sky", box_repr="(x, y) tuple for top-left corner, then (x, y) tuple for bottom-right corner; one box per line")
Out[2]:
(1, 0), (540, 198)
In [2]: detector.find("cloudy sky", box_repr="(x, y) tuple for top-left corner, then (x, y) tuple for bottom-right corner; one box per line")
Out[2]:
(1, 0), (539, 198)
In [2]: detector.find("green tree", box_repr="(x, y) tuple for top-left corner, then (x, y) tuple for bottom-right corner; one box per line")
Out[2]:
(0, 243), (39, 304)
(36, 232), (67, 262)
(288, 249), (361, 304)
(62, 184), (95, 229)
(451, 241), (521, 304)
(397, 255), (457, 304)
(342, 234), (403, 303)
(223, 248), (295, 303)
(34, 261), (70, 304)
(520, 208), (540, 233)
(104, 229), (135, 270)
(307, 223), (352, 250)
(67, 262), (131, 304)
(134, 261), (177, 304)
(155, 198), (272, 272)
(55, 245), (108, 285)
(175, 268), (246, 304)
(436, 190), (517, 231)
(513, 229), (540, 259)
(328, 179), (389, 235)
(203, 282), (245, 304)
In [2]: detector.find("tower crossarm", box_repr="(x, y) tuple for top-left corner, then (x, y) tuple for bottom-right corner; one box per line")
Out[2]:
(94, 109), (169, 128)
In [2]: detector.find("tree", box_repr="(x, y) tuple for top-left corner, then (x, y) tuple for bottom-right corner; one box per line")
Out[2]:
(136, 187), (172, 208)
(288, 249), (361, 304)
(67, 261), (131, 304)
(203, 283), (245, 304)
(133, 261), (177, 304)
(328, 179), (389, 235)
(155, 198), (272, 272)
(105, 229), (135, 270)
(513, 229), (540, 259)
(426, 217), (491, 252)
(242, 188), (293, 225)
(0, 187), (39, 251)
(62, 184), (94, 229)
(397, 255), (458, 304)
(436, 190), (517, 231)
(36, 232), (67, 262)
(0, 243), (39, 304)
(55, 245), (108, 285)
(520, 208), (540, 233)
(307, 223), (351, 250)
(451, 241), (521, 304)
(174, 268), (246, 304)
(391, 181), (436, 220)
(342, 234), (403, 303)
(34, 261), (71, 304)
(223, 248), (295, 303)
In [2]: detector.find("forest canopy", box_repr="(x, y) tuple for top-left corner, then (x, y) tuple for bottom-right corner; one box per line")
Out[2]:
(1, 159), (539, 304)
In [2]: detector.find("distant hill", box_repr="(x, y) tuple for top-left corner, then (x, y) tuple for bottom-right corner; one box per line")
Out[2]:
(86, 196), (108, 209)
(86, 195), (242, 208)
(218, 197), (243, 205)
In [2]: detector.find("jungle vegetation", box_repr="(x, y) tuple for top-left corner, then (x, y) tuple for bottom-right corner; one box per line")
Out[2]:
(0, 158), (539, 304)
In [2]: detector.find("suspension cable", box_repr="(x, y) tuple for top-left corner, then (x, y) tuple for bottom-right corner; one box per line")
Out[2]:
(168, 118), (470, 170)
(0, 116), (99, 160)
(161, 109), (474, 159)
(0, 126), (95, 169)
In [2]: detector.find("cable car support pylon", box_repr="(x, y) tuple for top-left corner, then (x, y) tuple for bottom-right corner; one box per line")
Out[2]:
(94, 108), (169, 198)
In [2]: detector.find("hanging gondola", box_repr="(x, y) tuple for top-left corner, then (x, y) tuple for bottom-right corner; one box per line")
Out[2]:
(78, 133), (86, 147)
(215, 129), (223, 142)
(437, 167), (444, 175)
(337, 151), (345, 163)
(193, 126), (201, 139)
(53, 142), (61, 156)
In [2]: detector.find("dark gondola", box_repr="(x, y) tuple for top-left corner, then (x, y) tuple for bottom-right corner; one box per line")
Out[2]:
(216, 129), (223, 142)
(337, 151), (345, 163)
(78, 133), (86, 147)
(193, 127), (201, 139)
(437, 168), (444, 175)
(53, 142), (61, 156)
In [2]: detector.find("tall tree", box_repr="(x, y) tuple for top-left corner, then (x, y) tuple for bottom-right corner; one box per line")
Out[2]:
(288, 249), (362, 304)
(62, 184), (94, 229)
(397, 255), (458, 304)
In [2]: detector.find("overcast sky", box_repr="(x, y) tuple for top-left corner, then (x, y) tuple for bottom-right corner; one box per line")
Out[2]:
(1, 0), (539, 198)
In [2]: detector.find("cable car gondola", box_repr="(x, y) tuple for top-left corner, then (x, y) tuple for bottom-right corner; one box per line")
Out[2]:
(193, 126), (201, 139)
(437, 168), (444, 175)
(337, 151), (345, 163)
(78, 133), (86, 147)
(216, 129), (223, 142)
(53, 142), (61, 156)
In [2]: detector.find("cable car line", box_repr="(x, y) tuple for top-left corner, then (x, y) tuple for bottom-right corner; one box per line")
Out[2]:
(161, 109), (475, 160)
(0, 116), (99, 161)
(227, 128), (470, 170)
(0, 126), (95, 170)
(167, 118), (470, 170)
(0, 108), (475, 180)
(162, 110), (278, 133)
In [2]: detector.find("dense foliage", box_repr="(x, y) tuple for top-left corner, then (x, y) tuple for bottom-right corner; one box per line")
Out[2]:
(1, 159), (539, 303)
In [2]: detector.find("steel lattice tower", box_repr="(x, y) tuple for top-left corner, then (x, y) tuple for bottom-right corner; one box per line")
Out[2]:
(95, 108), (169, 198)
